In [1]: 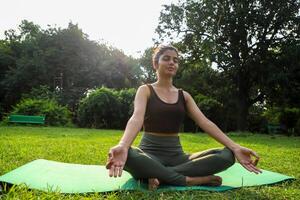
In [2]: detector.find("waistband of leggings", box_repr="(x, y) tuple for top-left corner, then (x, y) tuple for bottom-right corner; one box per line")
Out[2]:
(139, 132), (183, 153)
(142, 132), (181, 143)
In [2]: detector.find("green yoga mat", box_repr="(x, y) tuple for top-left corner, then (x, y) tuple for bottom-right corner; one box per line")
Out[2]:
(0, 159), (294, 193)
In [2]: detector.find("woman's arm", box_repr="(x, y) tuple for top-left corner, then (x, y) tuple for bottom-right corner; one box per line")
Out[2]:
(106, 85), (149, 177)
(118, 85), (149, 148)
(183, 91), (261, 174)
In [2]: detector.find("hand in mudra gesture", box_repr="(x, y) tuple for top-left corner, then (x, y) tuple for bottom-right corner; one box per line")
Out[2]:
(233, 146), (262, 174)
(106, 145), (128, 177)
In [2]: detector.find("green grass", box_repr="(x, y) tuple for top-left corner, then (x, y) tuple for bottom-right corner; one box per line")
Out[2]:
(0, 126), (299, 199)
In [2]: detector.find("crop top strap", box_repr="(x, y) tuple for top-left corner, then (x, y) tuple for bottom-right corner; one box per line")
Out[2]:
(179, 89), (187, 111)
(146, 84), (154, 91)
(146, 84), (154, 97)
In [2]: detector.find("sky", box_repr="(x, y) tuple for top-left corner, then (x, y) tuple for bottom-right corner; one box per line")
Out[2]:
(0, 0), (175, 58)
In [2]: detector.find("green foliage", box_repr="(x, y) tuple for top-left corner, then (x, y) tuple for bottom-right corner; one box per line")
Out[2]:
(0, 13), (298, 133)
(77, 87), (136, 129)
(262, 107), (282, 125)
(77, 87), (121, 129)
(116, 88), (136, 128)
(279, 108), (300, 133)
(0, 20), (141, 118)
(263, 107), (300, 135)
(156, 0), (300, 130)
(295, 119), (300, 136)
(21, 85), (59, 101)
(264, 43), (300, 107)
(175, 61), (222, 97)
(0, 103), (3, 121)
(194, 93), (224, 128)
(247, 104), (267, 133)
(194, 94), (223, 112)
(139, 47), (156, 83)
(9, 99), (72, 126)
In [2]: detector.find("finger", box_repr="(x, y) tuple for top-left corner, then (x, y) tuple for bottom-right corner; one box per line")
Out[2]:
(242, 161), (260, 174)
(246, 163), (262, 174)
(105, 161), (112, 169)
(245, 163), (258, 174)
(118, 166), (123, 177)
(242, 163), (254, 173)
(250, 150), (260, 159)
(251, 164), (262, 174)
(114, 166), (119, 178)
(109, 165), (115, 177)
(253, 157), (259, 166)
(108, 152), (113, 159)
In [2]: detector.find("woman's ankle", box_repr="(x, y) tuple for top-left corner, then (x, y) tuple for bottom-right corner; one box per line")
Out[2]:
(186, 176), (195, 186)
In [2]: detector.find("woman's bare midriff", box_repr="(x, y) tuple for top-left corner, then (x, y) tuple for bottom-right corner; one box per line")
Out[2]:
(145, 131), (179, 137)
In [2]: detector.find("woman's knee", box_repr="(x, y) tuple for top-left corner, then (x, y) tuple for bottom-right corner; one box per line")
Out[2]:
(124, 147), (146, 177)
(221, 147), (235, 167)
(125, 147), (158, 170)
(125, 147), (143, 165)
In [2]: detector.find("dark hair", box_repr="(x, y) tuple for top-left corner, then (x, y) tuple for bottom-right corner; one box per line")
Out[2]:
(152, 44), (179, 67)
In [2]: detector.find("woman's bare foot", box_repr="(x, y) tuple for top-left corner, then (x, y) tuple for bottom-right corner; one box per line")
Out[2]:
(186, 175), (222, 186)
(148, 178), (160, 190)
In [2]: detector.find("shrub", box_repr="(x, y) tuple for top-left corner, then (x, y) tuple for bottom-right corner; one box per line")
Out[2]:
(247, 104), (267, 133)
(194, 94), (224, 130)
(77, 87), (138, 129)
(262, 107), (281, 125)
(279, 107), (300, 135)
(0, 103), (3, 121)
(295, 119), (300, 136)
(10, 98), (72, 126)
(77, 87), (121, 129)
(262, 107), (300, 135)
(22, 85), (60, 101)
(116, 88), (136, 128)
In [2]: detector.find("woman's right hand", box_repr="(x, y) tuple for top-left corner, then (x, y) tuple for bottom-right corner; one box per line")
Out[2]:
(105, 144), (129, 177)
(232, 145), (261, 174)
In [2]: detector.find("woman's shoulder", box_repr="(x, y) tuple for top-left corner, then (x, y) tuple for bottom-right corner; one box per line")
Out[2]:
(138, 84), (151, 91)
(136, 84), (151, 98)
(181, 89), (192, 102)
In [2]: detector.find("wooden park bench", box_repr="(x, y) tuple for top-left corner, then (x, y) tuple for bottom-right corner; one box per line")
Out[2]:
(8, 114), (45, 125)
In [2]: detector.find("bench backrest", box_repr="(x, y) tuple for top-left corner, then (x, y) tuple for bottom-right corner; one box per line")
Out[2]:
(8, 115), (45, 124)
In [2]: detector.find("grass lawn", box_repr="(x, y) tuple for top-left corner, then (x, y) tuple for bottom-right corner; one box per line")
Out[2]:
(0, 126), (299, 199)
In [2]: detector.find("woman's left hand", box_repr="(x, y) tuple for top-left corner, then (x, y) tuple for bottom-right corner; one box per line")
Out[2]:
(233, 146), (262, 174)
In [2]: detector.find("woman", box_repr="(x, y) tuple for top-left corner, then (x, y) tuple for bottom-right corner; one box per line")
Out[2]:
(106, 44), (261, 189)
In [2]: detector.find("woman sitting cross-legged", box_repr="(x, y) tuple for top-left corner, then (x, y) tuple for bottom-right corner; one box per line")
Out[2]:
(106, 44), (261, 190)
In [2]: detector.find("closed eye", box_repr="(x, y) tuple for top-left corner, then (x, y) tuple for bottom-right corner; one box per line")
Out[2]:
(162, 56), (179, 63)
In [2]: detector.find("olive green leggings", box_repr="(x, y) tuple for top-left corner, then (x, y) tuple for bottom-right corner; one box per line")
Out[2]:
(124, 133), (235, 186)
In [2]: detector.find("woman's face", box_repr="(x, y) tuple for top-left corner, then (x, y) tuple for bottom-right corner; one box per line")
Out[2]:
(155, 49), (179, 77)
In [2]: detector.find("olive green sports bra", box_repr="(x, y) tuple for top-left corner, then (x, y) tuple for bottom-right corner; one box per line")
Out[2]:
(143, 84), (186, 133)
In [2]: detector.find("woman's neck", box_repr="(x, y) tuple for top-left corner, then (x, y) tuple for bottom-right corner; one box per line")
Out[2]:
(154, 76), (173, 89)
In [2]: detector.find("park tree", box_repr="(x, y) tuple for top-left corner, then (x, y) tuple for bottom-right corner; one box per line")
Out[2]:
(0, 40), (15, 119)
(139, 47), (157, 83)
(0, 20), (142, 117)
(156, 0), (300, 130)
(263, 41), (300, 108)
(0, 21), (44, 112)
